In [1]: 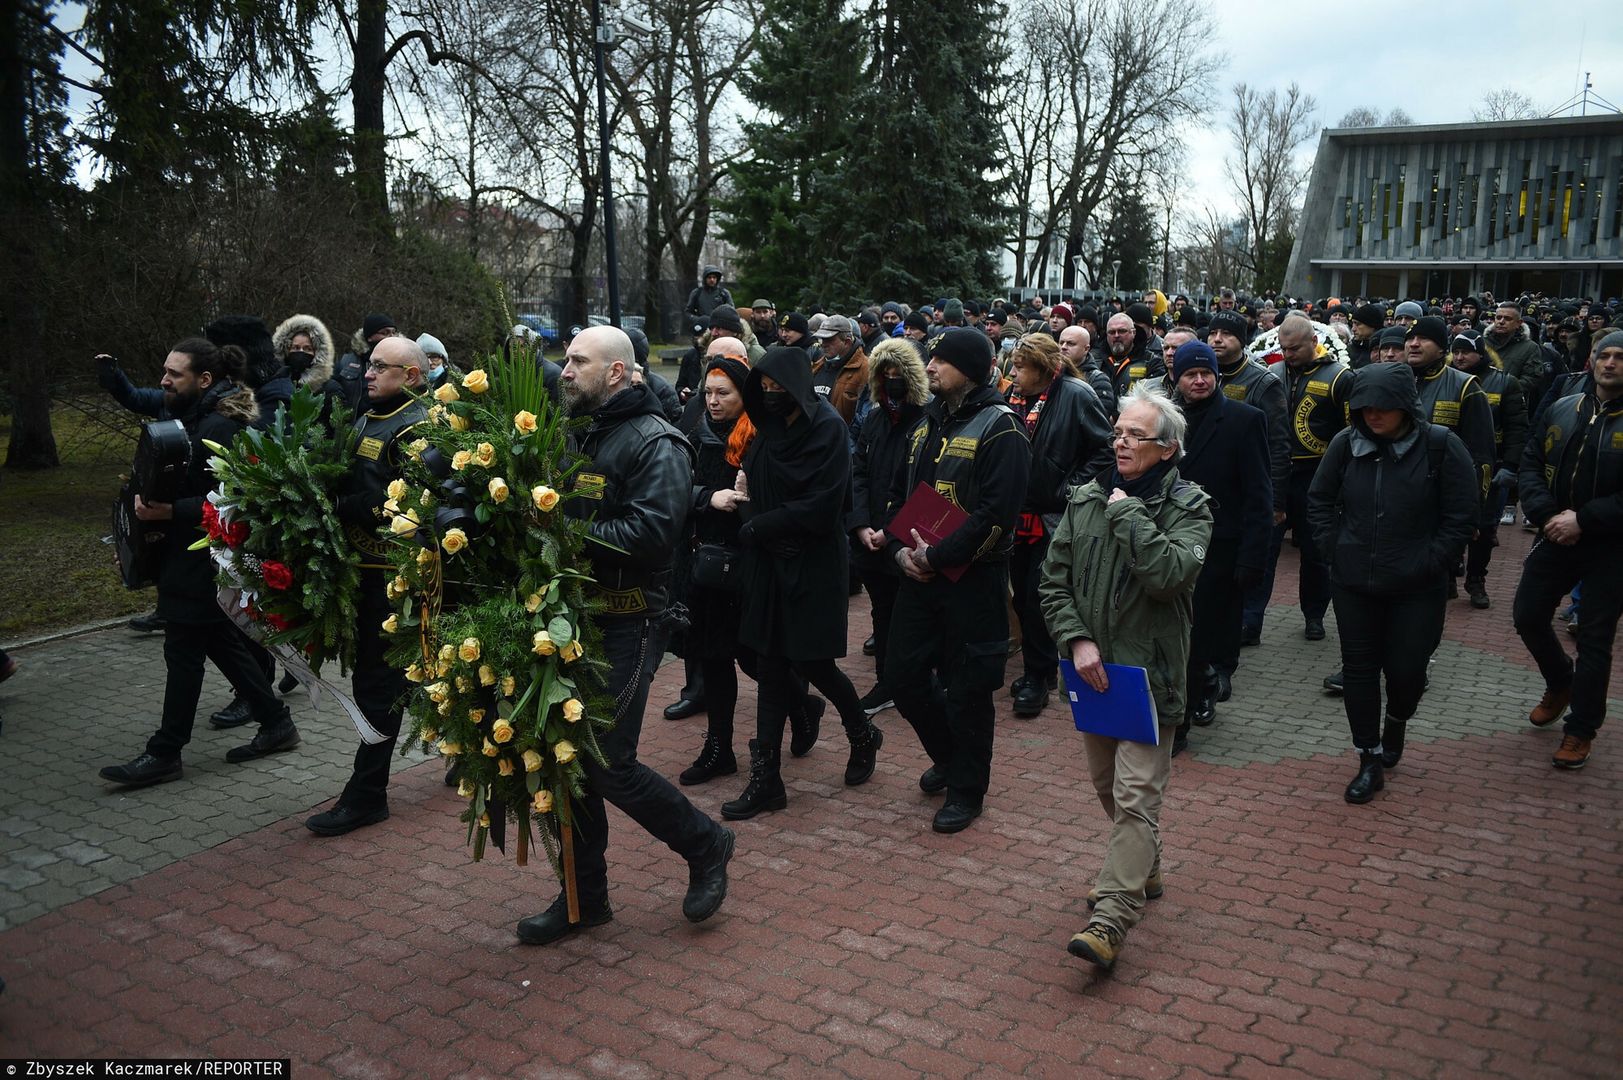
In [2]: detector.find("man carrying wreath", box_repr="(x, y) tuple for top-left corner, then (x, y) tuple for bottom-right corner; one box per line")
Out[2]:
(305, 335), (430, 835)
(516, 325), (735, 945)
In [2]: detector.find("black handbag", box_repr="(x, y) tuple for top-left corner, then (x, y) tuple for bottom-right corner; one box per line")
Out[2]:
(691, 543), (740, 592)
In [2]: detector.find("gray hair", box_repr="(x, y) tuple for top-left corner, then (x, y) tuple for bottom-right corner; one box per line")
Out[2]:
(1118, 382), (1186, 462)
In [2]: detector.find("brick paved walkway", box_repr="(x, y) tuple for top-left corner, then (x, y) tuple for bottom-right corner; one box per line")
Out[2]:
(1, 529), (1618, 1077)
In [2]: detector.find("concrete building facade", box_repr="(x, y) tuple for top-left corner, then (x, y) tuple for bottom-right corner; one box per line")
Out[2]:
(1285, 114), (1623, 301)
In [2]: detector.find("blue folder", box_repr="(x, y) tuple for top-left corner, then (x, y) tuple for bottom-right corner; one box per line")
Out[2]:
(1060, 662), (1160, 745)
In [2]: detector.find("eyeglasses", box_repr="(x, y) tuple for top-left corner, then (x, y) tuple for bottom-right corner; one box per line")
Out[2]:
(1111, 432), (1163, 448)
(365, 360), (412, 373)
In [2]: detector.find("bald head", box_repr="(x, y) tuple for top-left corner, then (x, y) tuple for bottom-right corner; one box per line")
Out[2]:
(1277, 314), (1319, 369)
(1058, 324), (1090, 370)
(706, 335), (748, 361)
(561, 325), (634, 415)
(363, 334), (424, 402)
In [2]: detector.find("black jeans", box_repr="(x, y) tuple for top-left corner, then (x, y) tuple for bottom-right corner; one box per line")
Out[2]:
(572, 616), (722, 904)
(1513, 536), (1623, 739)
(1010, 533), (1058, 684)
(340, 570), (409, 811)
(148, 616), (282, 760)
(887, 560), (1009, 804)
(1331, 581), (1446, 749)
(699, 647), (765, 751)
(1243, 464), (1329, 629)
(1187, 536), (1241, 707)
(857, 566), (901, 682)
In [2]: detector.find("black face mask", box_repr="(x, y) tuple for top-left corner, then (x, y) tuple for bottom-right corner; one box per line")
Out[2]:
(883, 376), (909, 402)
(285, 350), (315, 377)
(761, 389), (795, 416)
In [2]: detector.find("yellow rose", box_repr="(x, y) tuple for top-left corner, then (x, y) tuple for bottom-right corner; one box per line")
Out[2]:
(456, 777), (474, 797)
(381, 614), (399, 634)
(434, 382), (460, 403)
(478, 664), (497, 687)
(421, 727), (437, 744)
(387, 478), (408, 501)
(448, 412), (469, 431)
(482, 738), (499, 758)
(404, 662), (425, 683)
(442, 741), (462, 757)
(436, 699), (452, 716)
(455, 676), (471, 693)
(488, 477), (510, 503)
(553, 740), (577, 764)
(531, 485), (560, 512)
(561, 640), (584, 663)
(468, 708), (486, 724)
(524, 592), (543, 613)
(426, 680), (450, 703)
(531, 789), (554, 814)
(462, 369), (489, 394)
(498, 757), (514, 777)
(438, 644), (455, 665)
(531, 630), (556, 656)
(474, 442), (496, 467)
(522, 749), (543, 773)
(451, 449), (473, 471)
(428, 403), (447, 424)
(562, 698), (584, 723)
(500, 675), (517, 696)
(441, 528), (468, 554)
(459, 637), (481, 663)
(492, 718), (514, 744)
(407, 438), (428, 456)
(388, 509), (420, 536)
(383, 497), (400, 515)
(416, 548), (435, 567)
(514, 410), (538, 435)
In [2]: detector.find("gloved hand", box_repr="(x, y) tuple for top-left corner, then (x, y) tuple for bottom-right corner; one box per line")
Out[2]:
(94, 354), (120, 392)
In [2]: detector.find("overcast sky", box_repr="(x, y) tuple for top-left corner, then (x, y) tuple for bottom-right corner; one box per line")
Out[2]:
(1181, 2), (1623, 212)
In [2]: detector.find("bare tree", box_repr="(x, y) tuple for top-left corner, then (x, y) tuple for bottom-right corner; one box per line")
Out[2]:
(1176, 204), (1247, 295)
(1473, 87), (1538, 122)
(1226, 81), (1318, 291)
(997, 0), (1220, 291)
(1338, 105), (1414, 128)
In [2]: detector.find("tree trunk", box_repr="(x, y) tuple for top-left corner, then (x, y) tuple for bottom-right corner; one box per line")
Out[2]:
(351, 0), (390, 232)
(0, 0), (57, 469)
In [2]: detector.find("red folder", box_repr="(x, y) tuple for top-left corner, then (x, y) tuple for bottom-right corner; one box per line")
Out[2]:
(886, 482), (971, 582)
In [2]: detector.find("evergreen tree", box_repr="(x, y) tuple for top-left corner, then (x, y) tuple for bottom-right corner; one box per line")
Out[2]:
(716, 0), (865, 310)
(1098, 185), (1157, 294)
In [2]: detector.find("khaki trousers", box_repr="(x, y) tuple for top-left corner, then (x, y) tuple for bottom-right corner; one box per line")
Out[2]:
(1083, 724), (1174, 934)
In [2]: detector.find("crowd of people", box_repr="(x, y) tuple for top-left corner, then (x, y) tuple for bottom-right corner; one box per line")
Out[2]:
(87, 272), (1622, 972)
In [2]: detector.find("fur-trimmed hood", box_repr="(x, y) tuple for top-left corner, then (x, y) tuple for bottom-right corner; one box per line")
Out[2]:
(203, 380), (261, 426)
(867, 336), (929, 404)
(271, 313), (336, 387)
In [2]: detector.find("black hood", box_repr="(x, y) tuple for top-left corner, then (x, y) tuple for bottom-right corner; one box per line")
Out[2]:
(743, 345), (819, 426)
(593, 381), (666, 424)
(1348, 361), (1423, 438)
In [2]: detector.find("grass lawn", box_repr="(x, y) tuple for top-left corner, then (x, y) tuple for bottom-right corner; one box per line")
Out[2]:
(0, 404), (154, 641)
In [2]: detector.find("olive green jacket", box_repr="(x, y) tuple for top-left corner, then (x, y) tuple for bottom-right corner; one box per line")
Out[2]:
(1038, 467), (1213, 723)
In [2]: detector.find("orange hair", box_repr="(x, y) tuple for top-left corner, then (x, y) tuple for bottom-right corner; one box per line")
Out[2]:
(704, 356), (757, 468)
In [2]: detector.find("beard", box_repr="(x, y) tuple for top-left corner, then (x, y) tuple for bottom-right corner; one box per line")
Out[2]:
(163, 388), (198, 414)
(1108, 339), (1132, 359)
(561, 375), (606, 416)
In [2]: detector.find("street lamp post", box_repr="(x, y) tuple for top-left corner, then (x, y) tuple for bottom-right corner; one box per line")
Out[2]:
(591, 0), (621, 326)
(1111, 259), (1121, 295)
(1071, 254), (1085, 295)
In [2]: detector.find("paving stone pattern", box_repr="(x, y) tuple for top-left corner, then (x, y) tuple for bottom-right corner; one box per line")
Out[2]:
(0, 529), (1617, 1077)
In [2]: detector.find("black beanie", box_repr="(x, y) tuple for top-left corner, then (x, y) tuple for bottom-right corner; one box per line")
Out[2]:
(928, 327), (993, 385)
(779, 312), (810, 337)
(1125, 302), (1153, 326)
(903, 310), (929, 333)
(709, 306), (743, 334)
(362, 313), (396, 339)
(1076, 305), (1099, 327)
(1208, 310), (1249, 340)
(1405, 316), (1449, 351)
(1352, 303), (1386, 331)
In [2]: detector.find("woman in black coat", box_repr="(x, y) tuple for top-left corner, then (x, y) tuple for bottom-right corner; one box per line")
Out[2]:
(722, 346), (884, 819)
(1307, 361), (1478, 804)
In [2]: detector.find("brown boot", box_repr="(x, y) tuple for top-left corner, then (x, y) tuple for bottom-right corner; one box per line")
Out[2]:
(1529, 687), (1572, 727)
(1552, 734), (1593, 770)
(1067, 922), (1124, 970)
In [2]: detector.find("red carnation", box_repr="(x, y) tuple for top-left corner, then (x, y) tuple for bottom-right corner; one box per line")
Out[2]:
(222, 519), (249, 548)
(261, 561), (294, 591)
(201, 501), (223, 540)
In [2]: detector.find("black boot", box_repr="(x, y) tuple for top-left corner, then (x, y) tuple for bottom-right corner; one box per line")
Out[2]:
(721, 740), (786, 820)
(1344, 750), (1385, 804)
(1012, 674), (1052, 718)
(209, 694), (254, 729)
(277, 670), (299, 695)
(1188, 693), (1215, 727)
(843, 722), (883, 786)
(789, 696), (824, 758)
(1465, 577), (1490, 609)
(1380, 718), (1406, 769)
(679, 732), (738, 786)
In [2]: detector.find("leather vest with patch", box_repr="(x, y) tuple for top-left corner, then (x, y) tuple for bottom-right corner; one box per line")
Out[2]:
(344, 398), (427, 566)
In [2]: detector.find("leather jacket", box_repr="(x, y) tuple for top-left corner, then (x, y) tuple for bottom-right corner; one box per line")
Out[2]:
(1010, 375), (1114, 516)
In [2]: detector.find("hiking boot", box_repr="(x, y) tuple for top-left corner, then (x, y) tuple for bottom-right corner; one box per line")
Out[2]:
(1303, 618), (1326, 641)
(931, 798), (983, 834)
(721, 740), (786, 820)
(1013, 675), (1052, 718)
(1465, 577), (1490, 609)
(516, 892), (612, 945)
(208, 695), (255, 729)
(1067, 922), (1124, 970)
(1529, 687), (1571, 728)
(858, 684), (894, 717)
(99, 752), (182, 788)
(1552, 734), (1593, 770)
(1087, 870), (1163, 910)
(224, 708), (299, 763)
(843, 723), (883, 786)
(680, 733), (738, 786)
(1344, 750), (1385, 804)
(682, 828), (735, 923)
(789, 696), (824, 758)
